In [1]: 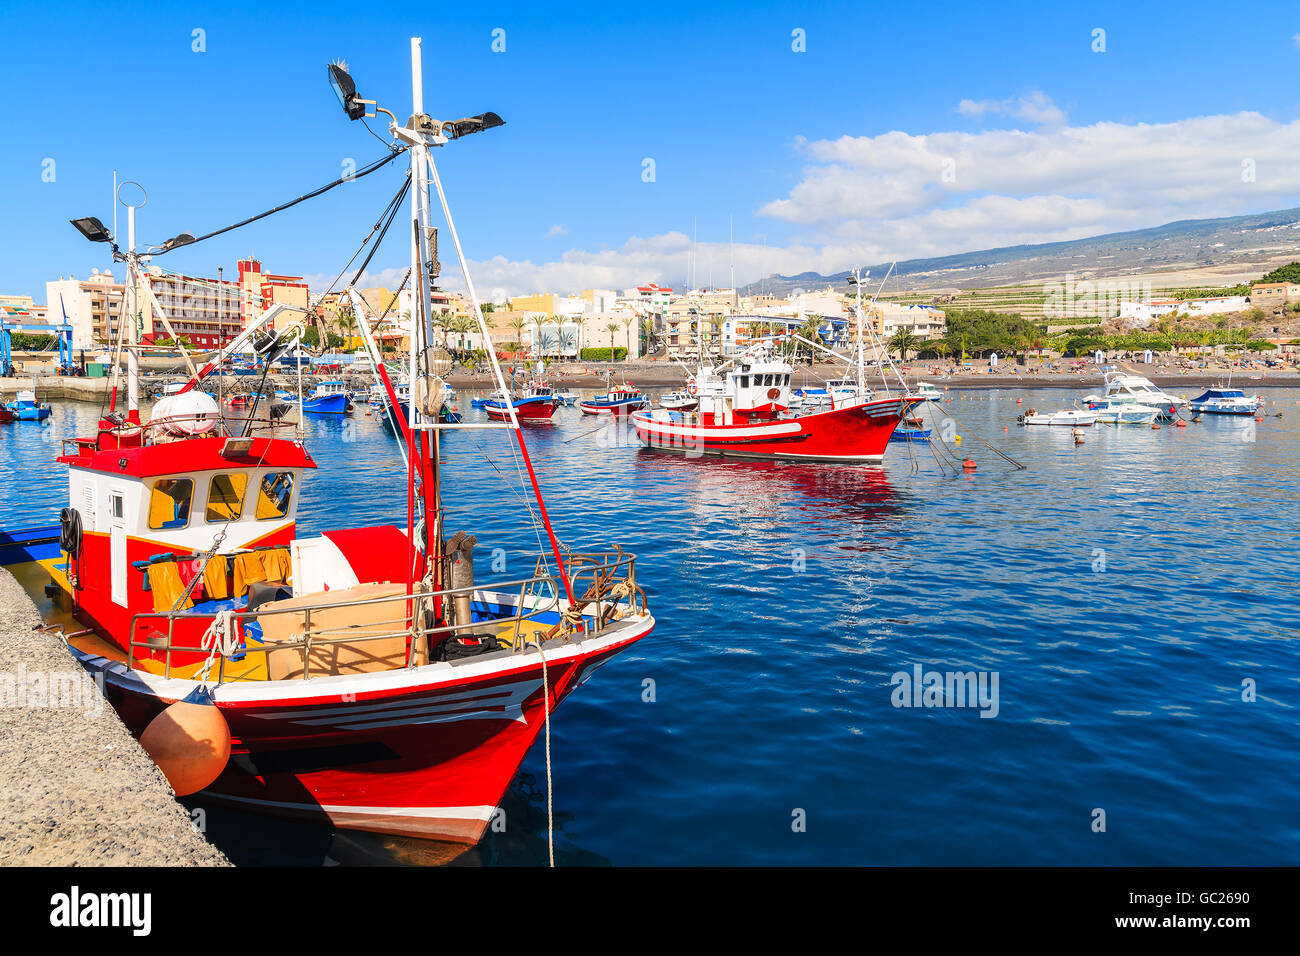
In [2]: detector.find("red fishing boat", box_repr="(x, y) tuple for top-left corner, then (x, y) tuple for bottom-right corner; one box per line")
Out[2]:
(5, 41), (654, 848)
(483, 381), (559, 422)
(632, 345), (914, 462)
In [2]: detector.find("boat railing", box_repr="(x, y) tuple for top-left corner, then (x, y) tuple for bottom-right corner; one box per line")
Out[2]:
(61, 409), (297, 457)
(123, 548), (644, 682)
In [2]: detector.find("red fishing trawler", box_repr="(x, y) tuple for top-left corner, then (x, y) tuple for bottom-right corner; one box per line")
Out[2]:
(2, 40), (654, 847)
(632, 344), (914, 463)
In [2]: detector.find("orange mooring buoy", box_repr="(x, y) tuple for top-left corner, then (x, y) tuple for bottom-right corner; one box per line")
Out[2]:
(1016, 397), (1022, 405)
(1176, 420), (1186, 428)
(1152, 422), (1161, 430)
(139, 685), (232, 796)
(962, 458), (977, 471)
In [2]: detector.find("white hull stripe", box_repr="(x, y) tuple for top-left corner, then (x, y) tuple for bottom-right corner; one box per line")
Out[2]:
(251, 680), (540, 727)
(636, 420), (803, 438)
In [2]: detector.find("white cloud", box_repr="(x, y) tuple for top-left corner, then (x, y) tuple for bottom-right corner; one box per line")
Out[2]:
(759, 108), (1300, 251)
(957, 91), (1066, 127)
(1292, 33), (1300, 50)
(544, 224), (569, 238)
(310, 101), (1300, 295)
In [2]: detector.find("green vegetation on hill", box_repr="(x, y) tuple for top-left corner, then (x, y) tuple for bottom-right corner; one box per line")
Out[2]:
(904, 307), (1282, 362)
(1174, 285), (1250, 299)
(1258, 262), (1300, 285)
(917, 309), (1045, 358)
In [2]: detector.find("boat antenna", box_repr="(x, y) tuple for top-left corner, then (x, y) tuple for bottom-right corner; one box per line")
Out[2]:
(729, 214), (734, 292)
(328, 40), (576, 607)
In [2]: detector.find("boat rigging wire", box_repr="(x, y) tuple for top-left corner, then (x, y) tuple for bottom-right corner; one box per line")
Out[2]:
(929, 403), (1027, 471)
(350, 178), (411, 288)
(147, 148), (410, 256)
(310, 177), (412, 310)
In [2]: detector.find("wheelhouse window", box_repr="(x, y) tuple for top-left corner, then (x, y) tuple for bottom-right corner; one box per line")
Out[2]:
(147, 478), (193, 530)
(206, 473), (249, 522)
(255, 472), (294, 520)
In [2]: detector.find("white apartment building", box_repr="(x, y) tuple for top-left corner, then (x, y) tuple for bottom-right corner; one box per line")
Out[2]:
(873, 302), (946, 340)
(1118, 295), (1248, 325)
(46, 270), (127, 349)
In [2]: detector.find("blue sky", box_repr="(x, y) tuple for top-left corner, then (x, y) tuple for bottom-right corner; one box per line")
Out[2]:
(3, 0), (1300, 301)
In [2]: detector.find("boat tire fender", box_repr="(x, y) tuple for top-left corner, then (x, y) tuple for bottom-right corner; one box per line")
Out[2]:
(59, 507), (83, 557)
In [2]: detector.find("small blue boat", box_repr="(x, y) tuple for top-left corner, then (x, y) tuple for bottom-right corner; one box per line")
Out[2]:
(890, 415), (931, 442)
(6, 390), (51, 421)
(793, 386), (831, 406)
(1186, 386), (1261, 416)
(302, 380), (352, 415)
(579, 388), (648, 415)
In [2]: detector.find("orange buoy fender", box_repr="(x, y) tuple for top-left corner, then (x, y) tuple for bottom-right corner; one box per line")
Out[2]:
(1175, 420), (1186, 428)
(1151, 423), (1161, 430)
(140, 685), (231, 797)
(962, 458), (977, 471)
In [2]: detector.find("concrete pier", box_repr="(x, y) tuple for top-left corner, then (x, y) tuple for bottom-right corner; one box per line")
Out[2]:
(0, 570), (228, 866)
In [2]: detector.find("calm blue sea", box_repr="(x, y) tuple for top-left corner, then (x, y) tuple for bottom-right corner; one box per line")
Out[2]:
(3, 386), (1298, 866)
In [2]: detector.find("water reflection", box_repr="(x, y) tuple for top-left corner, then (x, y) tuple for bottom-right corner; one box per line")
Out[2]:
(185, 773), (608, 867)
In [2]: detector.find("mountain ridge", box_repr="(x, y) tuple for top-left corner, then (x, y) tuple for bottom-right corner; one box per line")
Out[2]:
(738, 206), (1300, 297)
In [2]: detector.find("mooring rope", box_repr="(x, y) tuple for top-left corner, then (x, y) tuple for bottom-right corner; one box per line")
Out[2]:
(537, 640), (555, 868)
(929, 403), (1027, 470)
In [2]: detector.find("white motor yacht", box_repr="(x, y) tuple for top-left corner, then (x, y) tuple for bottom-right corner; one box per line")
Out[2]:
(1081, 371), (1185, 419)
(1020, 408), (1097, 427)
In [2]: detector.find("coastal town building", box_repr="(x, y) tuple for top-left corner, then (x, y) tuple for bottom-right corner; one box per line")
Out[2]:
(236, 258), (308, 335)
(623, 284), (674, 312)
(45, 270), (127, 349)
(1248, 282), (1300, 310)
(140, 267), (242, 349)
(1119, 295), (1251, 325)
(46, 258), (308, 351)
(871, 302), (946, 340)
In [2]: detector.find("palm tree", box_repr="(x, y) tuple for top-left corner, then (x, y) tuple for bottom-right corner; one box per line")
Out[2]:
(622, 316), (635, 361)
(448, 315), (474, 352)
(508, 316), (526, 357)
(530, 315), (546, 359)
(606, 322), (621, 359)
(889, 328), (919, 362)
(337, 310), (359, 348)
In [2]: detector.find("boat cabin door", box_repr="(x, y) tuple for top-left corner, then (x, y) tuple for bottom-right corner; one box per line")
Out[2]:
(108, 487), (128, 606)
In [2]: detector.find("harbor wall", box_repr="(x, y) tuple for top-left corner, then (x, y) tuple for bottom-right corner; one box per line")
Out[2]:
(0, 569), (229, 866)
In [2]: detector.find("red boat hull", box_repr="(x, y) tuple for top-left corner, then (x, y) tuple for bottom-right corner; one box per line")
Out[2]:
(78, 619), (652, 844)
(631, 397), (910, 462)
(484, 398), (558, 422)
